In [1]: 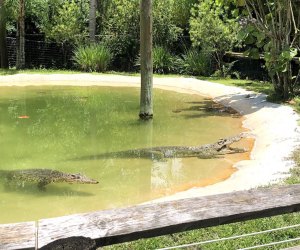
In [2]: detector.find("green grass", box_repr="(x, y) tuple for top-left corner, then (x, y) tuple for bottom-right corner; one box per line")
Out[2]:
(0, 68), (82, 75)
(103, 214), (300, 249)
(0, 68), (141, 76)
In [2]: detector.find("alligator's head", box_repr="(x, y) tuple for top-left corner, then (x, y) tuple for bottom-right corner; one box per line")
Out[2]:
(63, 173), (99, 184)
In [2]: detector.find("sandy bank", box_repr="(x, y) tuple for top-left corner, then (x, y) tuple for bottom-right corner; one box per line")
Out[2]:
(0, 73), (299, 200)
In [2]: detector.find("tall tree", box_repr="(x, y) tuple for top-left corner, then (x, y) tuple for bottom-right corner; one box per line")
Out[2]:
(89, 0), (97, 43)
(139, 0), (153, 120)
(190, 0), (239, 76)
(96, 0), (109, 34)
(241, 0), (300, 99)
(0, 0), (8, 68)
(16, 0), (25, 69)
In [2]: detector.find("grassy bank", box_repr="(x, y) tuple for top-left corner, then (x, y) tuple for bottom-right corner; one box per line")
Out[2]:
(0, 68), (140, 76)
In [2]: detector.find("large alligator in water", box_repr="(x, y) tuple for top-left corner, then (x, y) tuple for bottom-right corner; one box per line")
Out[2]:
(0, 168), (99, 190)
(73, 133), (249, 161)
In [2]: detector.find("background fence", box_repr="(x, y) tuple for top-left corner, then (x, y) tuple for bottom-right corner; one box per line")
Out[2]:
(7, 37), (74, 69)
(6, 36), (299, 84)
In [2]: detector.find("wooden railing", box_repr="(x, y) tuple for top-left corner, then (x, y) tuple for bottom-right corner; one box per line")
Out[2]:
(1, 184), (300, 249)
(226, 51), (300, 64)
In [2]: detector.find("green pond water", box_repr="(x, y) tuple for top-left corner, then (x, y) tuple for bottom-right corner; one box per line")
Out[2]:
(0, 85), (244, 223)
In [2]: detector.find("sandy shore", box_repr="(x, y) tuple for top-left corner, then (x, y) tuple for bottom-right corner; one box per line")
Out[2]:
(0, 73), (299, 200)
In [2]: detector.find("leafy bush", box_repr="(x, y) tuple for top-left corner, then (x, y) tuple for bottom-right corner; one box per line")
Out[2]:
(152, 47), (175, 74)
(135, 46), (175, 74)
(190, 0), (239, 75)
(101, 0), (183, 71)
(178, 49), (214, 76)
(73, 44), (112, 72)
(43, 0), (88, 44)
(101, 0), (140, 70)
(152, 1), (182, 47)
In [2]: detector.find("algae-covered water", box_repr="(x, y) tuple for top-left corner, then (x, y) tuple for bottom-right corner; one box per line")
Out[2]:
(0, 86), (246, 223)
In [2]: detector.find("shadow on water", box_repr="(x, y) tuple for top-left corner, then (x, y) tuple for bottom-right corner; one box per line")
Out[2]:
(171, 100), (241, 119)
(1, 182), (95, 197)
(178, 92), (282, 118)
(69, 150), (163, 162)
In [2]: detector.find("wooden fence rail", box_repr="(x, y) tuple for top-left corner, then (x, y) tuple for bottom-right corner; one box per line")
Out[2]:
(1, 184), (300, 249)
(226, 51), (300, 64)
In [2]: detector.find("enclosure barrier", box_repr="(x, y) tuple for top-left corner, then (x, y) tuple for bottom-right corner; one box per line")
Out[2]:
(1, 184), (300, 249)
(225, 52), (300, 65)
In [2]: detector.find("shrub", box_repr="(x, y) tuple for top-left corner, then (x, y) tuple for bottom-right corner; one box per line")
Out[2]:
(190, 0), (239, 74)
(178, 49), (214, 76)
(101, 0), (140, 71)
(135, 46), (175, 74)
(73, 44), (112, 72)
(152, 46), (175, 74)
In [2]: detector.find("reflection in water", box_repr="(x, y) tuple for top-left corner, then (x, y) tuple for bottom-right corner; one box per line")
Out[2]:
(151, 158), (184, 192)
(0, 85), (246, 223)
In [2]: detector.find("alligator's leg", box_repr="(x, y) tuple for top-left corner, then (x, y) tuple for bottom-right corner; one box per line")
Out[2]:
(221, 146), (247, 154)
(197, 149), (225, 159)
(37, 181), (49, 191)
(148, 150), (166, 161)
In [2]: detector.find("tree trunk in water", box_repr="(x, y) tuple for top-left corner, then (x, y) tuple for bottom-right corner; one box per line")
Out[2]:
(139, 0), (153, 120)
(0, 0), (8, 69)
(89, 0), (97, 43)
(16, 0), (25, 69)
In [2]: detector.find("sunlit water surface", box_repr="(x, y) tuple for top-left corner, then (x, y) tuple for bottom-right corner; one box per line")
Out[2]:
(0, 86), (247, 223)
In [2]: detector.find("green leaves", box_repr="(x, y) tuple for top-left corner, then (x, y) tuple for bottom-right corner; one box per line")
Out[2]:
(190, 0), (239, 51)
(264, 47), (298, 77)
(73, 44), (113, 72)
(281, 48), (298, 60)
(190, 0), (239, 74)
(244, 48), (260, 59)
(45, 0), (87, 44)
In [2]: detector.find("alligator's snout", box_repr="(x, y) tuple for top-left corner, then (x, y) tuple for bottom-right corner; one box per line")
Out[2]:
(68, 173), (99, 184)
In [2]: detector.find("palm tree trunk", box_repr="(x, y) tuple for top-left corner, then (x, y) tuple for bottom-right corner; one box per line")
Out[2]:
(89, 0), (97, 43)
(139, 0), (153, 120)
(16, 0), (25, 69)
(0, 0), (8, 68)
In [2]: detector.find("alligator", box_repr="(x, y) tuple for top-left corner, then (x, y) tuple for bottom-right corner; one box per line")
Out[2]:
(0, 168), (99, 190)
(73, 133), (249, 161)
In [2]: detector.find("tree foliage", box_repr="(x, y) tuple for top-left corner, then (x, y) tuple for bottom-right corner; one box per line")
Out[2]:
(190, 0), (240, 75)
(172, 0), (197, 30)
(0, 0), (8, 68)
(152, 0), (182, 47)
(239, 0), (300, 98)
(44, 0), (88, 44)
(101, 0), (140, 69)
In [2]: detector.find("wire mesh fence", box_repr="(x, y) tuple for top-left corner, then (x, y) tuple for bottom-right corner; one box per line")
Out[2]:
(5, 36), (298, 85)
(6, 37), (74, 69)
(157, 223), (300, 250)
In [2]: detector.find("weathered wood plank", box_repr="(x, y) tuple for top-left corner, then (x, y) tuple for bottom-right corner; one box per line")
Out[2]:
(283, 246), (300, 250)
(37, 185), (300, 248)
(0, 221), (36, 250)
(226, 51), (300, 64)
